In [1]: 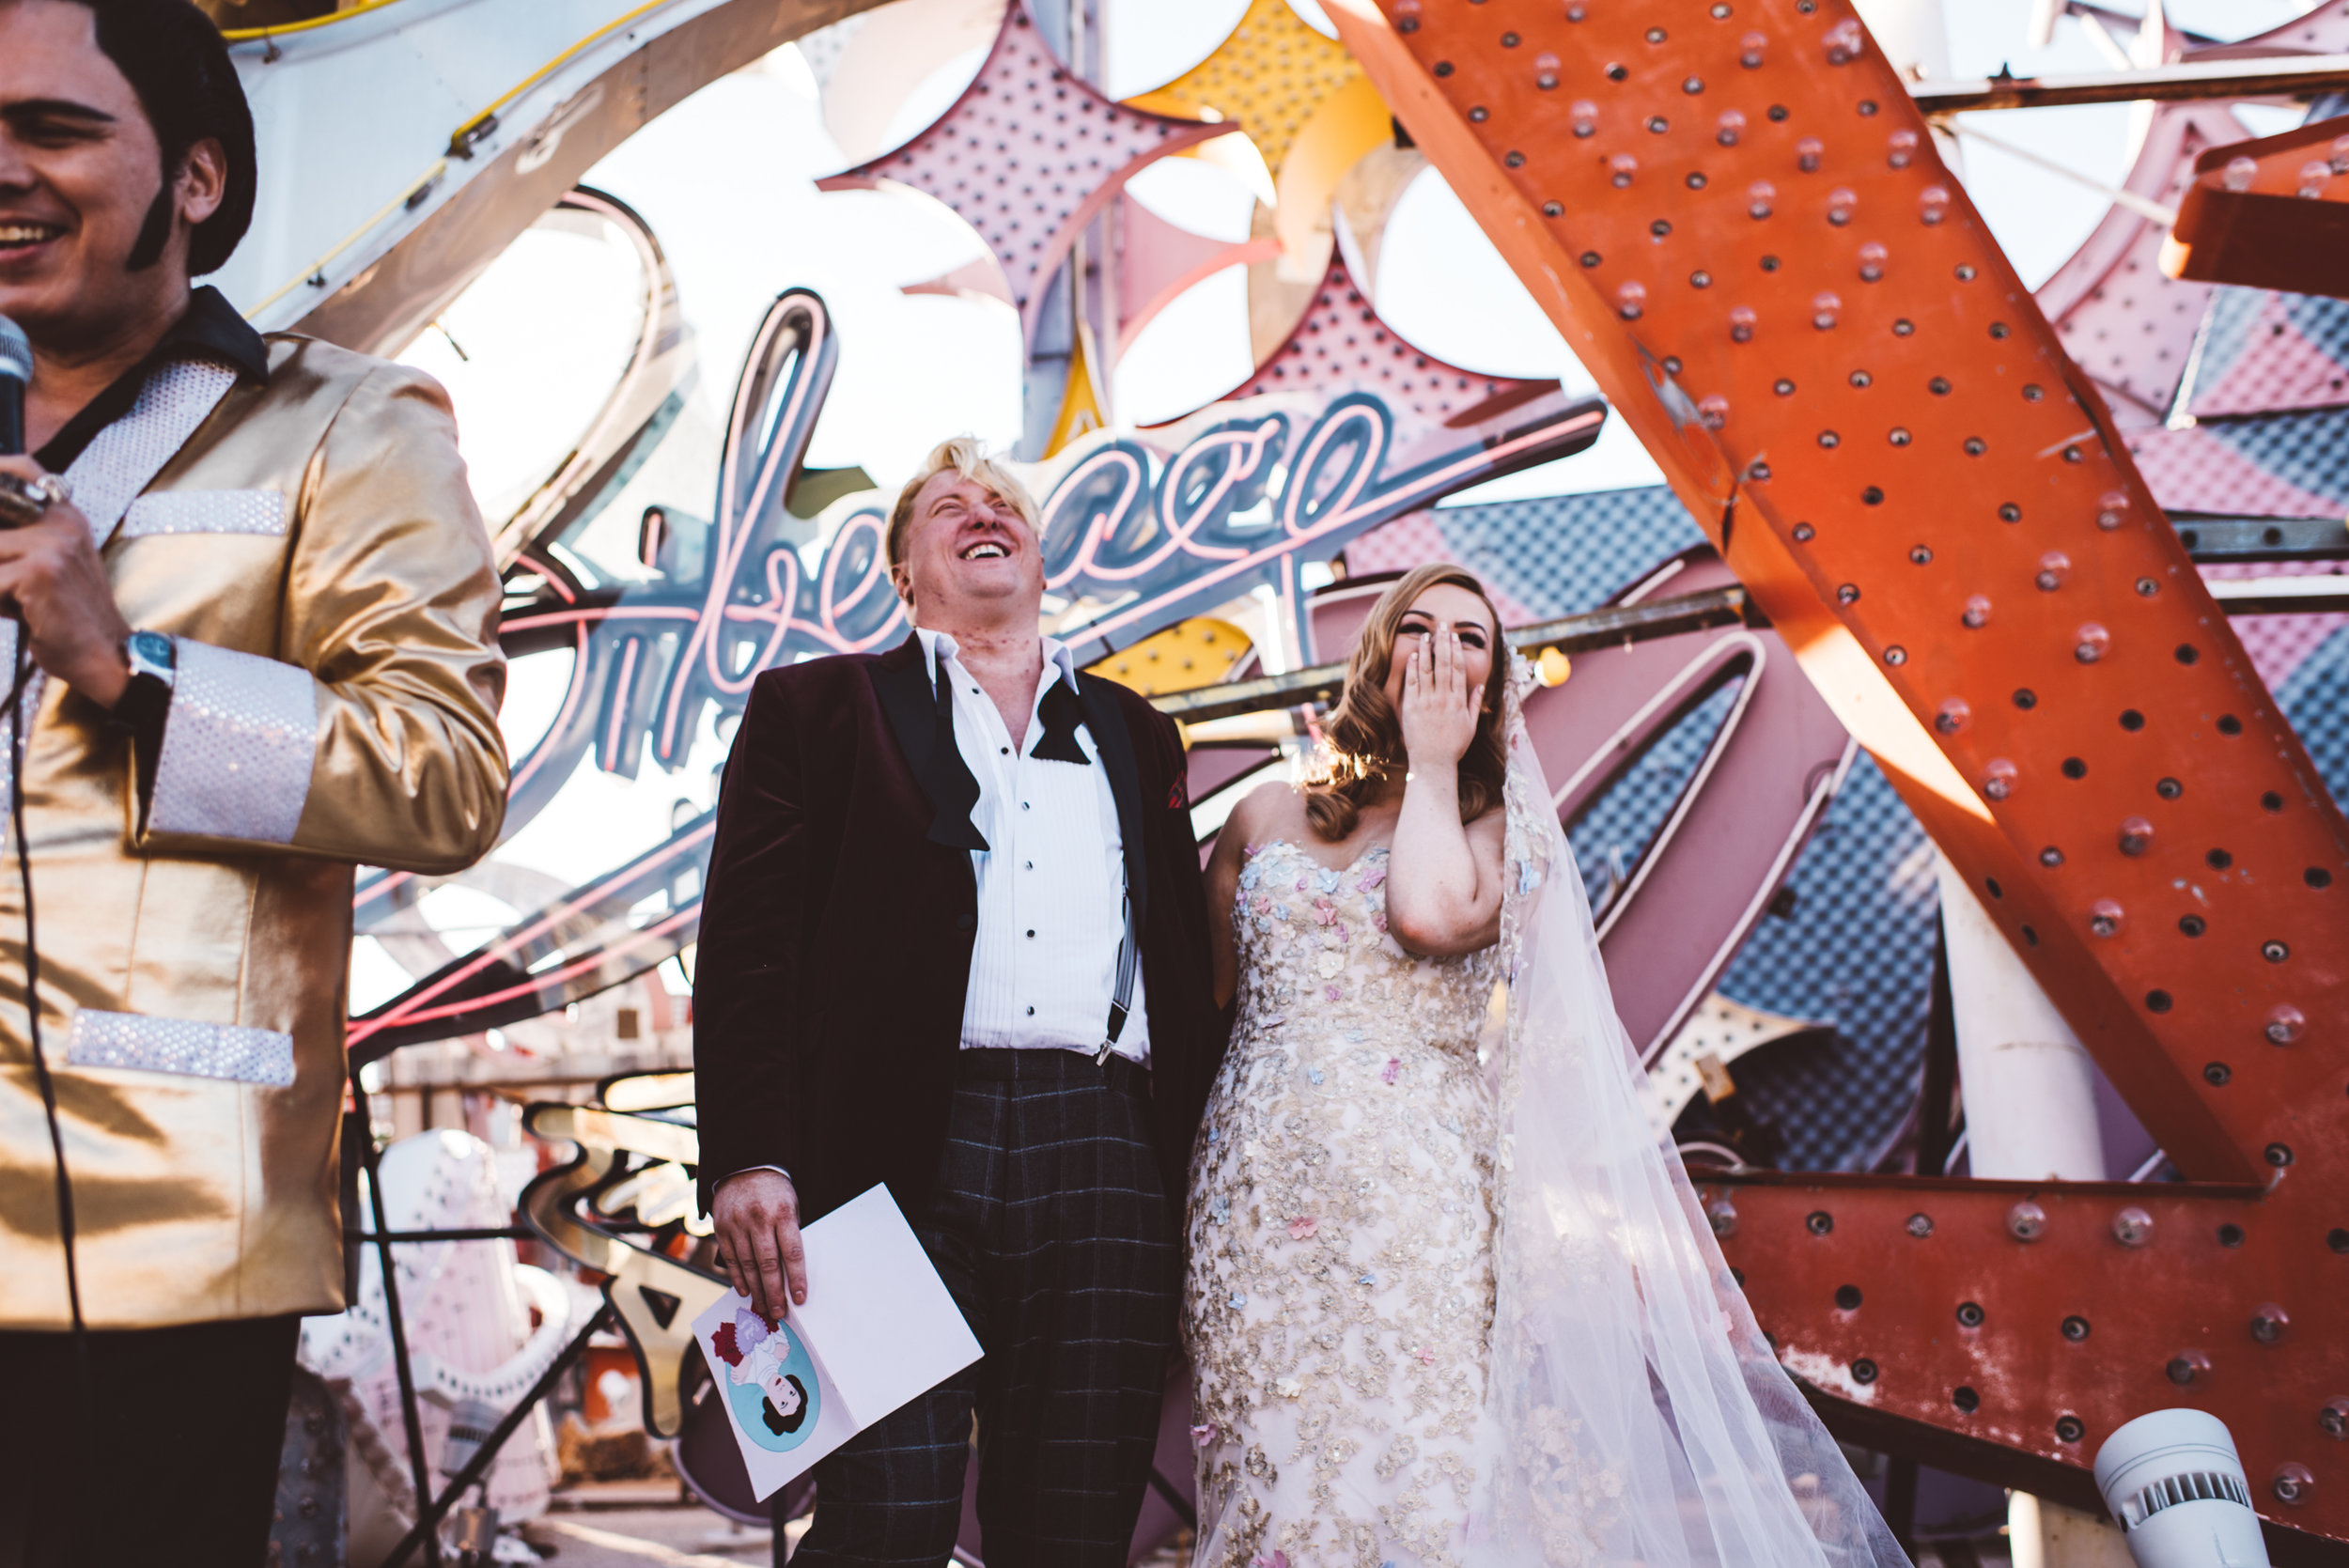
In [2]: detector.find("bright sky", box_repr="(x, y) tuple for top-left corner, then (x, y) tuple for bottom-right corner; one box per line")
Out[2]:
(354, 0), (2323, 1006)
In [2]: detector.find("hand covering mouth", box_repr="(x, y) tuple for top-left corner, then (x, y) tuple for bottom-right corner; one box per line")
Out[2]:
(960, 541), (1010, 560)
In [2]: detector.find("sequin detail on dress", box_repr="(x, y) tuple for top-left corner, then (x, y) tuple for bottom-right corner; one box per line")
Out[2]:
(1185, 840), (1507, 1568)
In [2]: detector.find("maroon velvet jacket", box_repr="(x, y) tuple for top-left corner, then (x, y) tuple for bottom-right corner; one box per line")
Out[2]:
(692, 633), (1225, 1224)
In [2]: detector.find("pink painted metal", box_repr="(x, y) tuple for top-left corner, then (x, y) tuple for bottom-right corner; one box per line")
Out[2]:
(2034, 104), (2235, 428)
(817, 0), (1224, 342)
(1516, 551), (1855, 1056)
(1192, 249), (1571, 473)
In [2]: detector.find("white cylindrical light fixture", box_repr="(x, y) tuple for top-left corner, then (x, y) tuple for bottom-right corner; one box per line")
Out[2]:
(2094, 1409), (2271, 1568)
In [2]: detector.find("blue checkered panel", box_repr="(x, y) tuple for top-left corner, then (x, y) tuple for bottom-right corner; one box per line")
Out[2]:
(1432, 488), (1939, 1170)
(2277, 624), (2349, 807)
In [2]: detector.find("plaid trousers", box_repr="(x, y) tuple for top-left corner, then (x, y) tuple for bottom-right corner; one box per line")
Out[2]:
(786, 1048), (1178, 1568)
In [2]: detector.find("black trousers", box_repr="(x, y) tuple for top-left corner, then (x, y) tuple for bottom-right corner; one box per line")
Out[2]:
(0, 1314), (299, 1568)
(786, 1049), (1178, 1568)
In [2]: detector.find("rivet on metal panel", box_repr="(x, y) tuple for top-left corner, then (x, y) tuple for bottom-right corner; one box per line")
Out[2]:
(2111, 1206), (2155, 1247)
(1934, 700), (1968, 736)
(2266, 1141), (2294, 1167)
(2219, 1222), (2247, 1248)
(2119, 820), (2153, 857)
(1906, 1212), (1933, 1238)
(2057, 1415), (2087, 1444)
(1952, 1386), (1981, 1413)
(2319, 1397), (2349, 1439)
(1707, 1197), (1739, 1237)
(2007, 1201), (2047, 1241)
(2061, 1314), (2091, 1342)
(1851, 1358), (1879, 1384)
(2168, 1349), (2212, 1386)
(2266, 1005), (2305, 1044)
(1806, 1209), (1834, 1235)
(2204, 1062), (2232, 1086)
(2275, 1464), (2315, 1506)
(2251, 1303), (2291, 1343)
(1835, 1284), (1862, 1310)
(1956, 1300), (1984, 1327)
(2092, 899), (2125, 936)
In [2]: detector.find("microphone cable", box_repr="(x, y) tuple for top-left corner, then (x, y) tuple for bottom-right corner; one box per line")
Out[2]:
(8, 626), (89, 1369)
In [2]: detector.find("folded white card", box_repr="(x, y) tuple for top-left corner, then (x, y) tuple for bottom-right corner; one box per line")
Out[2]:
(691, 1184), (983, 1499)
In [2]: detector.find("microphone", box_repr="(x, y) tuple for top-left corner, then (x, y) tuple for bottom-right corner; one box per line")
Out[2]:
(0, 316), (27, 457)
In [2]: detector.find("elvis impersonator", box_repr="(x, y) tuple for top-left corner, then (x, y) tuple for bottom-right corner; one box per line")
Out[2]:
(0, 2), (508, 1561)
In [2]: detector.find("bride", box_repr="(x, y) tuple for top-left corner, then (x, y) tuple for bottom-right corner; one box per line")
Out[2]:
(1184, 566), (1906, 1568)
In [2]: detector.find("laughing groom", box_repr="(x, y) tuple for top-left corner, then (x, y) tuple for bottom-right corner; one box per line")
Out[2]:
(694, 437), (1223, 1564)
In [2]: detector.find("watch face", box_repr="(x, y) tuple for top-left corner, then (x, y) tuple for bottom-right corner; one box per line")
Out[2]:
(129, 630), (174, 671)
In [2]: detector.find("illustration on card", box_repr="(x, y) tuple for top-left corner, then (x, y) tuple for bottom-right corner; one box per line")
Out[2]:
(708, 1303), (823, 1452)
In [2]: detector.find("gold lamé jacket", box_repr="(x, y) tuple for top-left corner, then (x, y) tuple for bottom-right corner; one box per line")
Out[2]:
(0, 337), (507, 1330)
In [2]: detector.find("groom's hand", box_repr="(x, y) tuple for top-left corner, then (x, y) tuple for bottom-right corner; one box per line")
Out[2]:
(712, 1169), (807, 1319)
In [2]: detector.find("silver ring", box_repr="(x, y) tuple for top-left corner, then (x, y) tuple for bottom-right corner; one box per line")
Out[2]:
(33, 474), (69, 507)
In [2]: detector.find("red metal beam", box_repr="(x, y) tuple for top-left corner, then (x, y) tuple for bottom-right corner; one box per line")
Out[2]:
(1324, 0), (2349, 1543)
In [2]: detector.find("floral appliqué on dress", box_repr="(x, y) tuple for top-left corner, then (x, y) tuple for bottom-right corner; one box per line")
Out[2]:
(1185, 841), (1508, 1568)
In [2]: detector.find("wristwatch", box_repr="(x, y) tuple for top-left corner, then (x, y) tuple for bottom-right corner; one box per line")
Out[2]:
(104, 629), (176, 737)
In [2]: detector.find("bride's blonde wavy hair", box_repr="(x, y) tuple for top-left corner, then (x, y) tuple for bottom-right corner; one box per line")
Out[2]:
(1303, 565), (1512, 843)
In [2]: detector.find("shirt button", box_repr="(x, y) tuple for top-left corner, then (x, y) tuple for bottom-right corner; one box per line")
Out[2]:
(1021, 801), (1031, 811)
(1024, 861), (1034, 870)
(1026, 1005), (1035, 1016)
(1026, 929), (1035, 939)
(1000, 746), (1010, 755)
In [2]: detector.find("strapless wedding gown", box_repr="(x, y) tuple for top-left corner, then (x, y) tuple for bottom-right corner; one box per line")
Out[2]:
(1184, 838), (1511, 1568)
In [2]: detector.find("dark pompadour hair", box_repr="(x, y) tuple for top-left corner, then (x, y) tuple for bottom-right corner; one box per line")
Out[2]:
(65, 0), (257, 275)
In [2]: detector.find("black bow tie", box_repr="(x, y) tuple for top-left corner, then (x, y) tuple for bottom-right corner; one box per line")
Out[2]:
(1032, 676), (1093, 766)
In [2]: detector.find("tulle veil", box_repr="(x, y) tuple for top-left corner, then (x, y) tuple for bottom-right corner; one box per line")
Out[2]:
(1474, 653), (1910, 1568)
